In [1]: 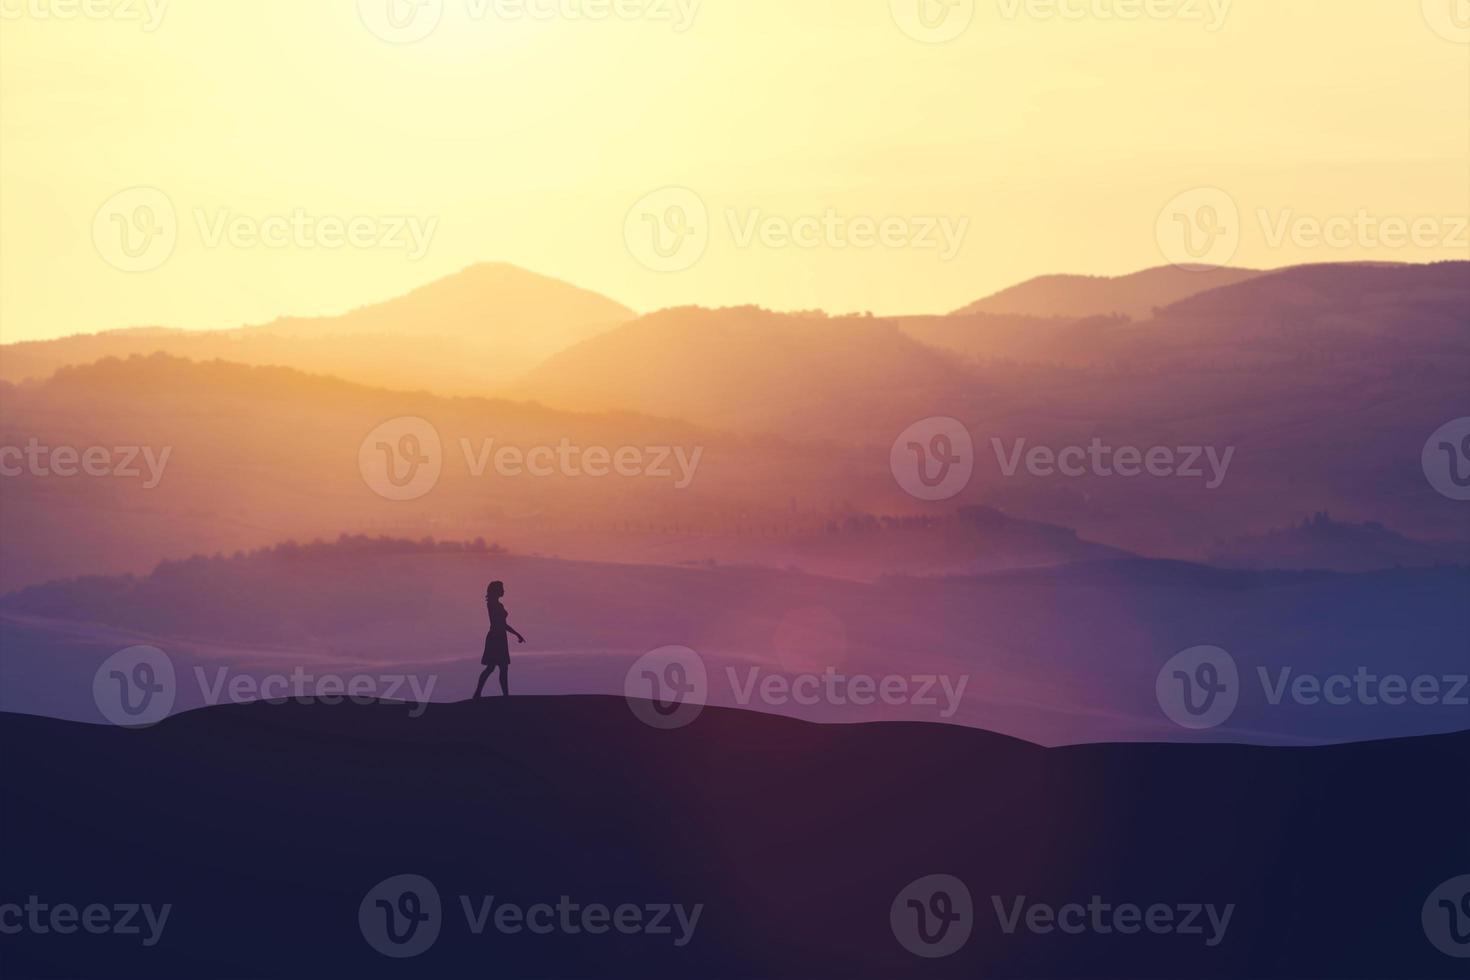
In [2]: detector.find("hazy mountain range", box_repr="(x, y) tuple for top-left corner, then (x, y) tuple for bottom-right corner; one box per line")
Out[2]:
(2, 260), (1466, 587)
(1, 259), (1466, 749)
(1, 353), (1146, 592)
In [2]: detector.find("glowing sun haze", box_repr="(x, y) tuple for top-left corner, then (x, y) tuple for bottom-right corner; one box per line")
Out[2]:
(1, 0), (1466, 342)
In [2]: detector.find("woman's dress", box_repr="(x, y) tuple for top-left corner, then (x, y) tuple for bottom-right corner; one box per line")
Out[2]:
(482, 600), (511, 666)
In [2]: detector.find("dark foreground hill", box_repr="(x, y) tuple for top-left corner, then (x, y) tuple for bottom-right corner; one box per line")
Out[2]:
(1, 698), (1466, 978)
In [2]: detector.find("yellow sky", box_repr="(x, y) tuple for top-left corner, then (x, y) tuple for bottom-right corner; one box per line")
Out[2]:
(1, 0), (1467, 342)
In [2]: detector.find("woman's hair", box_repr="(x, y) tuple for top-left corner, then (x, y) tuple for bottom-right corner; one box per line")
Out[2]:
(486, 581), (505, 598)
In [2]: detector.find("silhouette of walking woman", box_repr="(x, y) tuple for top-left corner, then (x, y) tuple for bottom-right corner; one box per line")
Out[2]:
(475, 581), (524, 698)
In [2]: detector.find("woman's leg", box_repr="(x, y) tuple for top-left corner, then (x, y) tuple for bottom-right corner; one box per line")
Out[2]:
(474, 666), (493, 699)
(498, 663), (509, 696)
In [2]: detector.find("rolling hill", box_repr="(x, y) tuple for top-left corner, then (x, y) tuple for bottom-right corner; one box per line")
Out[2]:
(2, 699), (1465, 977)
(1207, 512), (1470, 572)
(952, 265), (1265, 319)
(0, 263), (635, 395)
(516, 306), (981, 440)
(0, 354), (878, 591)
(0, 355), (1131, 593)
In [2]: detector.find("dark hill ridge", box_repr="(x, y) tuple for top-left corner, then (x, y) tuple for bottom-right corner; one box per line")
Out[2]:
(1160, 260), (1469, 321)
(2, 698), (1465, 978)
(1207, 512), (1470, 572)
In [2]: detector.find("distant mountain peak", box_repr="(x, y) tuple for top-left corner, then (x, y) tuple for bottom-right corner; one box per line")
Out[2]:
(0, 262), (637, 394)
(254, 261), (635, 338)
